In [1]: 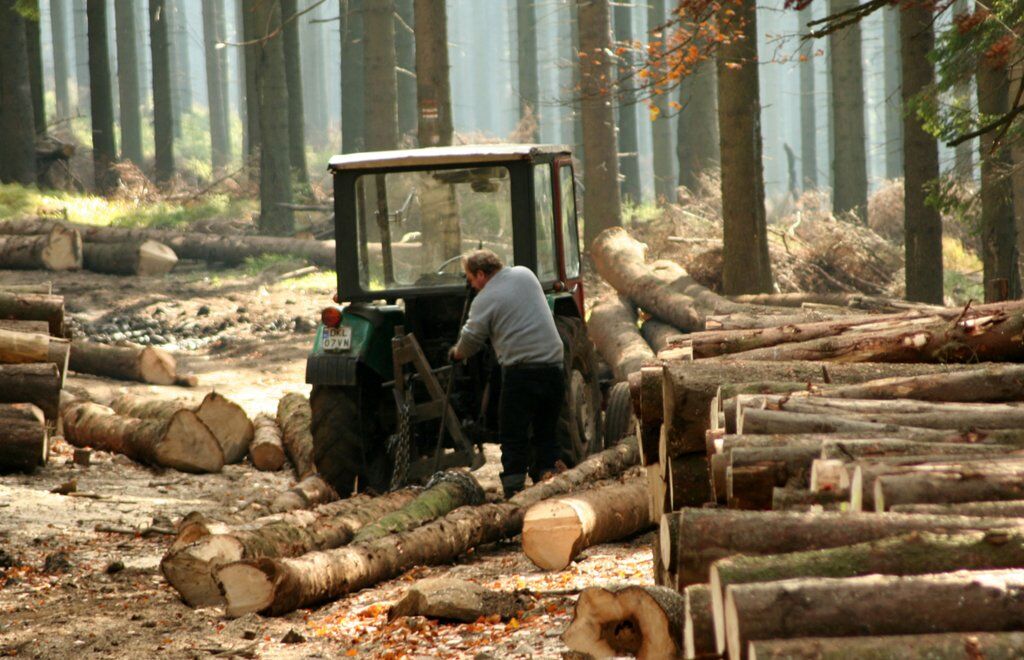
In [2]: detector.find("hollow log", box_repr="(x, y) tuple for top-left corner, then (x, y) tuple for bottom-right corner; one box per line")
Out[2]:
(354, 471), (485, 543)
(771, 487), (848, 511)
(249, 414), (286, 471)
(522, 476), (652, 571)
(161, 488), (419, 607)
(0, 226), (81, 270)
(659, 508), (1024, 587)
(277, 393), (316, 479)
(683, 584), (716, 660)
(747, 633), (1024, 660)
(269, 474), (338, 513)
(587, 295), (654, 381)
(61, 400), (223, 473)
(215, 438), (639, 617)
(0, 363), (61, 419)
(0, 291), (65, 337)
(726, 570), (1024, 660)
(82, 240), (178, 276)
(562, 585), (684, 660)
(69, 340), (177, 385)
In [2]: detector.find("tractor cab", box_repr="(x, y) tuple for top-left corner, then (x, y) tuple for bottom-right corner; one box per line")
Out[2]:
(306, 145), (602, 496)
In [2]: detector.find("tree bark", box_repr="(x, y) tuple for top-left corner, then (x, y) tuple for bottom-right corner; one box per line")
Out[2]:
(277, 392), (316, 479)
(202, 0), (231, 172)
(667, 453), (713, 510)
(522, 476), (651, 571)
(195, 392), (253, 465)
(739, 408), (922, 436)
(0, 226), (81, 272)
(798, 7), (816, 189)
(149, 0), (175, 182)
(822, 438), (1018, 462)
(115, 0), (143, 165)
(0, 363), (61, 420)
(61, 400), (223, 473)
(634, 366), (664, 465)
(280, 0), (307, 184)
(683, 583), (715, 660)
(882, 7), (902, 180)
(612, 1), (639, 202)
(269, 473), (338, 513)
(727, 570), (1024, 660)
(340, 0), (365, 153)
(771, 487), (847, 511)
(749, 633), (1024, 660)
(161, 488), (419, 607)
(253, 0), (294, 235)
(0, 292), (65, 338)
(562, 585), (683, 659)
(51, 0), (71, 120)
(0, 0), (36, 185)
(0, 418), (47, 473)
(0, 328), (70, 378)
(241, 0), (260, 159)
(249, 413), (285, 471)
(516, 0), (540, 143)
(648, 0), (676, 202)
(874, 463), (1024, 512)
(892, 500), (1024, 517)
(828, 0), (868, 220)
(69, 340), (177, 385)
(353, 471), (485, 543)
(587, 295), (654, 382)
(83, 240), (178, 276)
(25, 7), (44, 135)
(821, 364), (1024, 402)
(363, 0), (398, 151)
(413, 0), (452, 147)
(393, 0), (416, 139)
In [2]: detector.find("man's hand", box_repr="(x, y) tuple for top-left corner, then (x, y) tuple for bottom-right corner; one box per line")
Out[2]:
(448, 346), (461, 363)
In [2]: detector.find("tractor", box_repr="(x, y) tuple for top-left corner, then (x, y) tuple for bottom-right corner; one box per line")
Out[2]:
(305, 144), (612, 496)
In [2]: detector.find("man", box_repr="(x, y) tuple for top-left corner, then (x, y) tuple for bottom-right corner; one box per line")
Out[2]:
(449, 249), (565, 498)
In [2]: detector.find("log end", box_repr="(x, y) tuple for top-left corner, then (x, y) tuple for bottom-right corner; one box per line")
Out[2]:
(161, 535), (244, 608)
(157, 410), (225, 473)
(137, 240), (179, 277)
(562, 586), (680, 659)
(41, 226), (82, 271)
(522, 500), (583, 571)
(196, 392), (254, 464)
(250, 443), (287, 471)
(217, 561), (275, 618)
(139, 347), (177, 386)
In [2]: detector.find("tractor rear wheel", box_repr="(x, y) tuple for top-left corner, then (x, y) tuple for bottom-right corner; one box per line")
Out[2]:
(310, 385), (390, 496)
(603, 381), (635, 447)
(556, 317), (603, 467)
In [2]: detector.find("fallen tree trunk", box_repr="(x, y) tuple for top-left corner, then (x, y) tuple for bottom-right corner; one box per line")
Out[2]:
(249, 414), (286, 471)
(726, 292), (932, 312)
(0, 291), (65, 337)
(61, 400), (223, 473)
(659, 508), (1024, 587)
(821, 438), (1022, 461)
(704, 310), (837, 330)
(269, 474), (338, 513)
(161, 488), (420, 607)
(0, 328), (70, 379)
(587, 295), (654, 381)
(0, 225), (81, 270)
(640, 318), (687, 354)
(683, 584), (716, 660)
(82, 240), (178, 276)
(821, 364), (1024, 402)
(562, 585), (684, 660)
(0, 362), (61, 419)
(522, 476), (651, 571)
(711, 530), (1024, 657)
(277, 393), (316, 479)
(353, 471), (485, 543)
(216, 437), (639, 617)
(726, 570), (1024, 660)
(875, 465), (1024, 512)
(69, 340), (177, 385)
(747, 633), (1024, 660)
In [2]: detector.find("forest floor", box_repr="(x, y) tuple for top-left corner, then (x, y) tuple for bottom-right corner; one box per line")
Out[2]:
(0, 262), (651, 660)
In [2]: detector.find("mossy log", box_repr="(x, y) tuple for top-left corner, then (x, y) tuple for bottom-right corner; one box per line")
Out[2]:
(353, 471), (484, 543)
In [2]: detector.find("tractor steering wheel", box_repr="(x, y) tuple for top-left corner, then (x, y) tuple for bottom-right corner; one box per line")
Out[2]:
(434, 255), (464, 276)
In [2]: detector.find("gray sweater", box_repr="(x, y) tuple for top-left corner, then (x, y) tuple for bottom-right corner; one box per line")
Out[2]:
(454, 266), (564, 366)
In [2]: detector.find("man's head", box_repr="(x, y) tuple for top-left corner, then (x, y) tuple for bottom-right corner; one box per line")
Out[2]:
(462, 249), (503, 291)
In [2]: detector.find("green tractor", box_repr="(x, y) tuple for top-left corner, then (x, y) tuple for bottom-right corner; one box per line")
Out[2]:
(305, 145), (609, 496)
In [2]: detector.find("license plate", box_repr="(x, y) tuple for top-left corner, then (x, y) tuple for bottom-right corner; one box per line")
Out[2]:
(322, 326), (352, 351)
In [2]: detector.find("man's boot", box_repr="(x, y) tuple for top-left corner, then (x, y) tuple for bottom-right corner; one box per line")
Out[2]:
(500, 472), (527, 499)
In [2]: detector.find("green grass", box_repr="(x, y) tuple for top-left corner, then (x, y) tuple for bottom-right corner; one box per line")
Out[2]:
(277, 270), (337, 291)
(942, 236), (983, 304)
(620, 201), (664, 226)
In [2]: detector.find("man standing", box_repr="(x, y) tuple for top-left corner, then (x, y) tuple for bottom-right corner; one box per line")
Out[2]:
(449, 249), (565, 498)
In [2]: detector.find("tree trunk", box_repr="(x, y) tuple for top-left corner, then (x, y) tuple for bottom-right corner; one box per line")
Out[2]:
(749, 633), (1024, 660)
(340, 0), (365, 153)
(716, 0), (772, 293)
(202, 0), (231, 172)
(149, 0), (175, 182)
(587, 295), (654, 382)
(83, 240), (178, 276)
(883, 6), (902, 180)
(168, 0), (191, 134)
(62, 400), (223, 473)
(216, 437), (639, 616)
(0, 416), (47, 473)
(677, 58), (718, 197)
(901, 6), (943, 303)
(661, 508), (1023, 588)
(51, 0), (72, 120)
(771, 487), (847, 511)
(577, 0), (622, 249)
(25, 8), (44, 135)
(269, 473), (338, 512)
(0, 227), (82, 271)
(363, 0), (398, 151)
(277, 392), (316, 479)
(393, 0), (416, 139)
(648, 0), (674, 202)
(821, 364), (1024, 402)
(161, 488), (419, 607)
(73, 0), (90, 115)
(562, 585), (683, 659)
(821, 438), (1018, 462)
(0, 292), (65, 338)
(300, 0), (327, 138)
(114, 0), (142, 166)
(828, 0), (868, 219)
(69, 340), (177, 385)
(253, 0), (294, 235)
(281, 0), (307, 184)
(413, 0), (452, 147)
(522, 476), (651, 571)
(612, 1), (639, 202)
(0, 363), (61, 420)
(241, 0), (260, 159)
(353, 471), (485, 543)
(516, 0), (539, 142)
(798, 7), (816, 189)
(727, 570), (1024, 660)
(0, 0), (37, 185)
(249, 413), (286, 471)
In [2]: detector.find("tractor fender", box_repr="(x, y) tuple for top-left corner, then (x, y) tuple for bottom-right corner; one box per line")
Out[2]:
(305, 303), (403, 386)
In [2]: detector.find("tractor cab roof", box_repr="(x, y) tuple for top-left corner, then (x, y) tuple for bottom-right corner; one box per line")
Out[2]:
(327, 143), (572, 172)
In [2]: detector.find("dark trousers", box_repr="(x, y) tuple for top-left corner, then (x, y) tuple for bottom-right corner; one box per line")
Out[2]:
(499, 364), (564, 483)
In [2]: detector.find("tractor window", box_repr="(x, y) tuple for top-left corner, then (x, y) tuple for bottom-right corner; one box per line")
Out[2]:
(559, 164), (580, 279)
(533, 164), (558, 283)
(354, 166), (514, 290)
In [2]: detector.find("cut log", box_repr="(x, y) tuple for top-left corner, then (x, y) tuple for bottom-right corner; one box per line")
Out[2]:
(389, 578), (527, 623)
(215, 437), (639, 617)
(69, 340), (177, 385)
(0, 328), (70, 378)
(747, 633), (1024, 660)
(562, 585), (684, 660)
(739, 408), (928, 435)
(522, 476), (652, 571)
(809, 458), (851, 493)
(891, 500), (1024, 517)
(822, 364), (1024, 402)
(60, 400), (223, 473)
(875, 465), (1024, 512)
(661, 365), (721, 456)
(109, 392), (190, 420)
(711, 530), (1024, 656)
(0, 291), (65, 337)
(161, 488), (419, 607)
(646, 462), (669, 518)
(821, 438), (1022, 461)
(249, 414), (286, 471)
(0, 363), (61, 419)
(195, 392), (253, 464)
(0, 282), (52, 294)
(636, 367), (664, 465)
(276, 393), (316, 479)
(640, 318), (687, 354)
(726, 570), (1024, 660)
(0, 226), (82, 270)
(683, 584), (715, 660)
(705, 310), (836, 330)
(726, 292), (928, 311)
(0, 407), (47, 472)
(660, 508), (1024, 587)
(353, 471), (485, 543)
(587, 295), (655, 381)
(667, 453), (713, 509)
(771, 487), (847, 511)
(82, 240), (178, 276)
(269, 474), (338, 513)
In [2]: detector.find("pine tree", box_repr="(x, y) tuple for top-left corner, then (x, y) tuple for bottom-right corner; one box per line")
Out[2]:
(0, 0), (36, 184)
(115, 0), (143, 165)
(363, 0), (398, 151)
(149, 0), (175, 182)
(87, 0), (118, 193)
(281, 0), (308, 183)
(413, 0), (452, 147)
(203, 0), (231, 171)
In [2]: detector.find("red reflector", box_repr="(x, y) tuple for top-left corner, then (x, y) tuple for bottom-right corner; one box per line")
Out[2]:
(321, 307), (343, 328)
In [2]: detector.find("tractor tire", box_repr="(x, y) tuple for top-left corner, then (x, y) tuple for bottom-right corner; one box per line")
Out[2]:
(556, 316), (603, 467)
(310, 385), (390, 497)
(603, 381), (635, 447)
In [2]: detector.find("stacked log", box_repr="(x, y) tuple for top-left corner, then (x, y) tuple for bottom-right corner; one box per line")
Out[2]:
(0, 225), (82, 271)
(0, 403), (48, 472)
(0, 363), (62, 420)
(70, 340), (180, 385)
(0, 291), (66, 337)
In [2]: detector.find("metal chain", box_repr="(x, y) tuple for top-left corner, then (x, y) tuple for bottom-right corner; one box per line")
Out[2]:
(388, 388), (413, 490)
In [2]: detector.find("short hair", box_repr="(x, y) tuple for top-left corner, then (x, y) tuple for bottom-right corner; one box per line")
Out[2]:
(462, 249), (504, 276)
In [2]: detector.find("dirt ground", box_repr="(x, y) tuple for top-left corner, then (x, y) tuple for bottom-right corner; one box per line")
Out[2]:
(0, 264), (652, 659)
